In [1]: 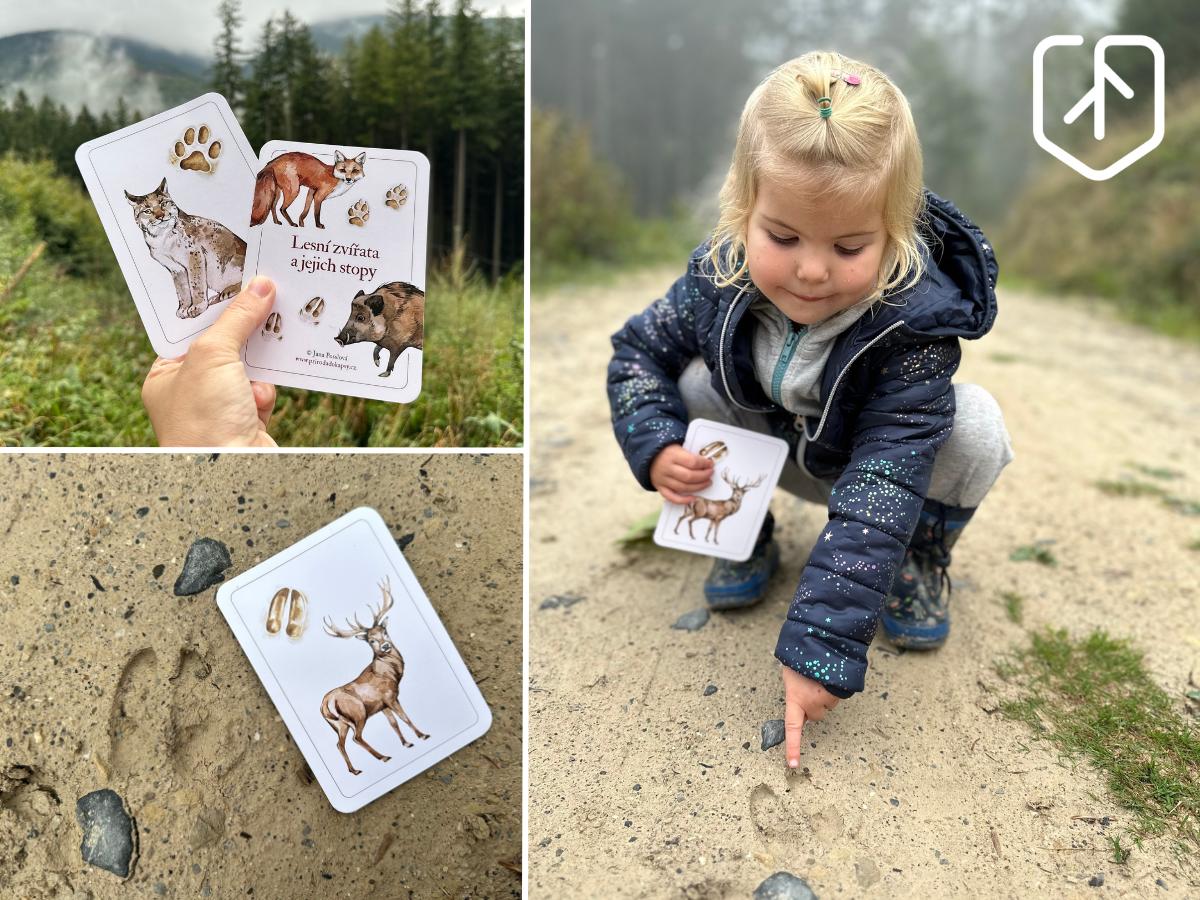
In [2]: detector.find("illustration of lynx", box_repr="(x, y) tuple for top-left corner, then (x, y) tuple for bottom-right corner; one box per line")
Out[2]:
(125, 178), (246, 319)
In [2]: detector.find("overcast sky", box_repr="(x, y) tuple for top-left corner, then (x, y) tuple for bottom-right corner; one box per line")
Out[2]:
(0, 0), (526, 58)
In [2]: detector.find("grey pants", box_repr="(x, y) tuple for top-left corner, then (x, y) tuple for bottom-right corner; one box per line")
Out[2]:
(678, 358), (1014, 509)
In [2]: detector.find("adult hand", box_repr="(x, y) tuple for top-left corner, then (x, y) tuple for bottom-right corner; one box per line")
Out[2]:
(142, 276), (278, 447)
(781, 665), (841, 769)
(649, 444), (714, 504)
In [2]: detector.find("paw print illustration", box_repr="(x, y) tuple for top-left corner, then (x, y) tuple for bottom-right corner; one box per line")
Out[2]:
(261, 311), (283, 341)
(384, 185), (408, 209)
(299, 296), (325, 324)
(170, 124), (222, 174)
(347, 200), (370, 227)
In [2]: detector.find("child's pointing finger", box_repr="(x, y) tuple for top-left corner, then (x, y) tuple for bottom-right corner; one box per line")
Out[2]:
(784, 698), (806, 769)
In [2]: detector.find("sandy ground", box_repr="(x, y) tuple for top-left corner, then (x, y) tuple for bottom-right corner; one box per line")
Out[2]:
(529, 269), (1200, 898)
(0, 453), (522, 899)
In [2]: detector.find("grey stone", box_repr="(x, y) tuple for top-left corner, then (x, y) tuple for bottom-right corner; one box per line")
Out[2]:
(1089, 874), (1105, 887)
(173, 539), (232, 596)
(754, 872), (818, 900)
(76, 788), (138, 879)
(540, 593), (584, 611)
(761, 719), (785, 751)
(703, 684), (718, 696)
(671, 608), (710, 632)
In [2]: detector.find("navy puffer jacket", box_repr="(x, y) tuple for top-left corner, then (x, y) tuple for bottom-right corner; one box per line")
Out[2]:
(607, 189), (998, 697)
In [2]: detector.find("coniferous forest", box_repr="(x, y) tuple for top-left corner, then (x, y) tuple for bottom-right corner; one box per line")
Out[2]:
(0, 0), (525, 281)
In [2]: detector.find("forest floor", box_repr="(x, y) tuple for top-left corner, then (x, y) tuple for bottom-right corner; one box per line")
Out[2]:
(529, 269), (1200, 898)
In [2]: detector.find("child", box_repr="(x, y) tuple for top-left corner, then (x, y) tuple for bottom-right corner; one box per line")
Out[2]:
(606, 51), (1014, 768)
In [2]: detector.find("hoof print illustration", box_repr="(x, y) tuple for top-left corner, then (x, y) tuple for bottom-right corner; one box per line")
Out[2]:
(321, 578), (430, 776)
(171, 124), (222, 173)
(699, 440), (729, 462)
(261, 311), (283, 341)
(384, 185), (408, 209)
(347, 200), (370, 226)
(674, 470), (765, 546)
(299, 296), (325, 325)
(266, 588), (308, 639)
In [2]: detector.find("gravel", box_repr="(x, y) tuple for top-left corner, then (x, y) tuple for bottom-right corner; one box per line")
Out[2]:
(76, 788), (138, 879)
(753, 872), (818, 900)
(671, 608), (710, 631)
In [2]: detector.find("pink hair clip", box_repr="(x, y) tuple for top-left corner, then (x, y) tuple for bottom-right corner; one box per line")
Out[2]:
(830, 69), (862, 86)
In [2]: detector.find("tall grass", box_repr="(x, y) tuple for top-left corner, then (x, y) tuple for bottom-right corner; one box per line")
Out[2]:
(0, 156), (522, 447)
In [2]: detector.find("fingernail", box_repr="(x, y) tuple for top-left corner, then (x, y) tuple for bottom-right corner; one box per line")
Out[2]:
(789, 758), (798, 768)
(249, 276), (273, 297)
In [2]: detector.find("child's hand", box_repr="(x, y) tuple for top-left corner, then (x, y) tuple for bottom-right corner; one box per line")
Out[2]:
(649, 444), (714, 504)
(781, 665), (841, 769)
(141, 277), (279, 447)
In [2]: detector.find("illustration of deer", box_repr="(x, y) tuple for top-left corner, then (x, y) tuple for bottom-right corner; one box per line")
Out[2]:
(320, 577), (430, 775)
(674, 470), (765, 545)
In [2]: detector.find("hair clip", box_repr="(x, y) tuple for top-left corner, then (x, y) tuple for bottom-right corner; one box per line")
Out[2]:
(817, 96), (833, 118)
(829, 69), (862, 86)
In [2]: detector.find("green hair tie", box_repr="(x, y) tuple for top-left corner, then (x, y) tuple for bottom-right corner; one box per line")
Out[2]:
(817, 96), (833, 118)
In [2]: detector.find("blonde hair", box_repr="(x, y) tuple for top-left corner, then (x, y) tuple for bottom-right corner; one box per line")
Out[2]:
(707, 51), (927, 306)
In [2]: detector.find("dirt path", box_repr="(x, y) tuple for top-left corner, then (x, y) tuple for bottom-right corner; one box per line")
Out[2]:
(529, 269), (1200, 898)
(0, 454), (521, 899)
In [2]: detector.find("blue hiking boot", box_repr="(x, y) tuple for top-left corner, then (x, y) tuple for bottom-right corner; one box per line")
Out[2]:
(881, 500), (974, 649)
(704, 512), (780, 609)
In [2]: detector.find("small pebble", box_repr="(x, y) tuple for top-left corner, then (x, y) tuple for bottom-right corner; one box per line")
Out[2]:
(889, 798), (899, 807)
(135, 507), (150, 518)
(173, 539), (232, 596)
(540, 593), (584, 611)
(396, 533), (415, 551)
(151, 564), (165, 579)
(1089, 874), (1105, 887)
(703, 684), (718, 696)
(754, 872), (818, 900)
(761, 719), (785, 751)
(671, 608), (710, 632)
(76, 788), (138, 879)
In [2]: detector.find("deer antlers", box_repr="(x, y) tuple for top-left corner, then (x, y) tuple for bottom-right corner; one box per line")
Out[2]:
(323, 577), (395, 639)
(720, 470), (765, 490)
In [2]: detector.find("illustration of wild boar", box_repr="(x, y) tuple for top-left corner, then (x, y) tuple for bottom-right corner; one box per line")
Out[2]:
(333, 281), (425, 377)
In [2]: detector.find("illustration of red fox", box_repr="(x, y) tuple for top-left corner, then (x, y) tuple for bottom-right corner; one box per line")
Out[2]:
(250, 150), (366, 229)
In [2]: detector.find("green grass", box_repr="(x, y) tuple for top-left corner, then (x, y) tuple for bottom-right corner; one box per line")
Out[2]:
(996, 629), (1200, 860)
(1010, 543), (1057, 566)
(1188, 539), (1200, 552)
(0, 156), (522, 447)
(1096, 479), (1168, 499)
(1126, 463), (1185, 481)
(999, 590), (1025, 624)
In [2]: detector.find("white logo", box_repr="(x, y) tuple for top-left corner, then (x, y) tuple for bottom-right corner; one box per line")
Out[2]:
(1032, 35), (1165, 181)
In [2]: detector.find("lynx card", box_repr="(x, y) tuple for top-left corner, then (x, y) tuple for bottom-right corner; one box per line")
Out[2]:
(74, 93), (257, 357)
(215, 507), (491, 813)
(654, 419), (789, 562)
(241, 140), (430, 403)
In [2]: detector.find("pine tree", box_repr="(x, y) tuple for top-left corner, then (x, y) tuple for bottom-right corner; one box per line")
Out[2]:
(211, 0), (245, 112)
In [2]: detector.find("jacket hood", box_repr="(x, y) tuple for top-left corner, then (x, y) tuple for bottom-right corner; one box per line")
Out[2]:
(885, 189), (998, 341)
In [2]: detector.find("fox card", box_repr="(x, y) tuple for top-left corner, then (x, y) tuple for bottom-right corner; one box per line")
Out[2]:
(653, 419), (789, 562)
(75, 93), (257, 357)
(241, 140), (431, 403)
(216, 507), (492, 813)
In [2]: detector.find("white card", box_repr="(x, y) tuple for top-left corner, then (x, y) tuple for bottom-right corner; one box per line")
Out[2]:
(216, 507), (491, 813)
(654, 419), (789, 561)
(241, 140), (430, 403)
(75, 93), (257, 357)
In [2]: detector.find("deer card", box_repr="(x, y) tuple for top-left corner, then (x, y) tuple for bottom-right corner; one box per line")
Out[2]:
(75, 93), (258, 357)
(240, 140), (430, 403)
(215, 507), (491, 813)
(653, 419), (789, 562)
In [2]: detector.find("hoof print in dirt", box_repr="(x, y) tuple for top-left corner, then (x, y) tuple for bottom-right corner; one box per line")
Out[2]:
(347, 199), (370, 226)
(173, 538), (232, 596)
(671, 608), (710, 632)
(760, 719), (785, 751)
(76, 788), (138, 879)
(754, 872), (818, 900)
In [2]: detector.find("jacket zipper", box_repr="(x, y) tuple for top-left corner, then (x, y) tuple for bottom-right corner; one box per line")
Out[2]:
(717, 285), (775, 413)
(770, 322), (806, 406)
(804, 320), (907, 443)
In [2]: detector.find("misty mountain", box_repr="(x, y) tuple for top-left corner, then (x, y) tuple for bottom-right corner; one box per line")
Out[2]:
(0, 30), (207, 116)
